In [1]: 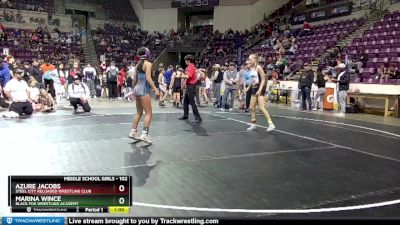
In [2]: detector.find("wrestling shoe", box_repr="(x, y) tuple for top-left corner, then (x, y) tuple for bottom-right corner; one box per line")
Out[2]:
(246, 125), (257, 131)
(139, 134), (152, 144)
(129, 130), (138, 140)
(267, 123), (276, 132)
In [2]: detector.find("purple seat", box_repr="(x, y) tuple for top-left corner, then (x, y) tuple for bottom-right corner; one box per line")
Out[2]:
(379, 53), (388, 58)
(386, 79), (398, 84)
(376, 62), (387, 68)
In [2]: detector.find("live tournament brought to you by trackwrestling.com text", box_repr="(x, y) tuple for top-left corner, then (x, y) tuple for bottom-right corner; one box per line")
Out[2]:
(1, 217), (220, 225)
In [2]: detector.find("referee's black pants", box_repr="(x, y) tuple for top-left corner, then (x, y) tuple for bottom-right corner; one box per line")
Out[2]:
(183, 84), (201, 120)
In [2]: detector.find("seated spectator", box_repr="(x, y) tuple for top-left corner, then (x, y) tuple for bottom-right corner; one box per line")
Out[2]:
(283, 26), (291, 37)
(288, 42), (298, 55)
(300, 21), (312, 36)
(4, 69), (33, 116)
(28, 80), (40, 111)
(38, 88), (55, 112)
(68, 76), (91, 113)
(375, 64), (385, 80)
(385, 65), (399, 79)
(359, 51), (368, 67)
(273, 39), (282, 51)
(282, 37), (291, 50)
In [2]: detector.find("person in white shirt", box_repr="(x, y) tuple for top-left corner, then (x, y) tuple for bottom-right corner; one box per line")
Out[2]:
(82, 63), (97, 98)
(68, 76), (91, 113)
(28, 80), (40, 111)
(127, 61), (136, 80)
(4, 69), (33, 116)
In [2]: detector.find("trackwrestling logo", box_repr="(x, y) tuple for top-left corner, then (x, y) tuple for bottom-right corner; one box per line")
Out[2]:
(2, 217), (65, 225)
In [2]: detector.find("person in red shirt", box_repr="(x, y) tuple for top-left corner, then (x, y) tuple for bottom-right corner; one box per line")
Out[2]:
(301, 21), (312, 36)
(179, 55), (202, 124)
(118, 67), (126, 97)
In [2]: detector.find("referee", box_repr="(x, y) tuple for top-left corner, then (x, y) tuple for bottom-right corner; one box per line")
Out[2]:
(179, 55), (202, 124)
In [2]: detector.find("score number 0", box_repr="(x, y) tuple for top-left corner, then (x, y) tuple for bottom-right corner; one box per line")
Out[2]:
(118, 184), (126, 205)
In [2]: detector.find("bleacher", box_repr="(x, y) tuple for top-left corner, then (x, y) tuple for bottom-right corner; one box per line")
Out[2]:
(92, 24), (166, 66)
(346, 11), (400, 83)
(296, 18), (365, 63)
(0, 0), (54, 13)
(0, 27), (84, 64)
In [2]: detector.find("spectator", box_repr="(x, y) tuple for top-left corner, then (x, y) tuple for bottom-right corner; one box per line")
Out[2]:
(118, 67), (126, 98)
(313, 71), (327, 111)
(82, 63), (97, 98)
(28, 80), (40, 111)
(0, 85), (10, 108)
(41, 59), (56, 97)
(100, 61), (107, 73)
(288, 42), (298, 55)
(221, 62), (239, 111)
(298, 63), (314, 111)
(211, 64), (223, 108)
(333, 63), (349, 117)
(375, 64), (385, 80)
(6, 55), (15, 72)
(302, 21), (312, 36)
(68, 62), (81, 84)
(22, 62), (30, 83)
(106, 61), (119, 100)
(283, 26), (291, 37)
(164, 65), (174, 101)
(68, 76), (91, 113)
(4, 69), (33, 116)
(38, 88), (55, 112)
(0, 57), (11, 88)
(29, 59), (42, 87)
(241, 61), (252, 112)
(385, 65), (399, 79)
(359, 51), (368, 68)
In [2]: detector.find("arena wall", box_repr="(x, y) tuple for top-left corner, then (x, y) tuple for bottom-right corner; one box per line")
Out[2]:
(142, 8), (178, 32)
(129, 0), (178, 32)
(213, 5), (252, 32)
(214, 0), (289, 32)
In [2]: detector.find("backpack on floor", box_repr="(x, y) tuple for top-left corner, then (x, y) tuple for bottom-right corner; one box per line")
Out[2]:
(345, 103), (360, 113)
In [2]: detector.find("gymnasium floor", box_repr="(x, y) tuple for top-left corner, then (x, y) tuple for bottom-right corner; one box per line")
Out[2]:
(1, 101), (400, 218)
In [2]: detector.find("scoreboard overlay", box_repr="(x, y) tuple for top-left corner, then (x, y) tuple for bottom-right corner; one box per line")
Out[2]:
(8, 176), (132, 213)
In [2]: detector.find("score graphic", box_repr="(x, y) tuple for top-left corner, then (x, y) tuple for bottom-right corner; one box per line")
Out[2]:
(8, 176), (132, 213)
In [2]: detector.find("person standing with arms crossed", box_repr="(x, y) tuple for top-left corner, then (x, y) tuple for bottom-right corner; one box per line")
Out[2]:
(179, 55), (202, 124)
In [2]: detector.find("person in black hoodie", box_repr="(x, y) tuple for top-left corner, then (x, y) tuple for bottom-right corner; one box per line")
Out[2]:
(333, 63), (350, 117)
(298, 63), (314, 111)
(211, 64), (223, 108)
(22, 62), (31, 83)
(313, 70), (327, 111)
(29, 59), (42, 88)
